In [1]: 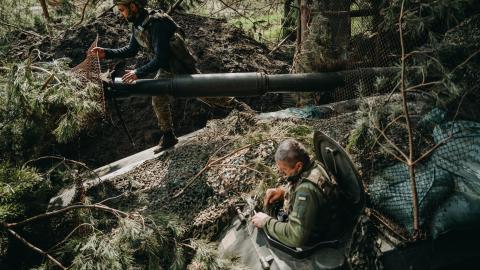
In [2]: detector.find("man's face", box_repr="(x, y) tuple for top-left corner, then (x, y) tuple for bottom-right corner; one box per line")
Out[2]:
(117, 3), (138, 22)
(276, 160), (303, 177)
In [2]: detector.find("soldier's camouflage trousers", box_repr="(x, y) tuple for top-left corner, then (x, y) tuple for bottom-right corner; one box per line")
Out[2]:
(151, 32), (239, 133)
(152, 94), (236, 132)
(152, 72), (236, 133)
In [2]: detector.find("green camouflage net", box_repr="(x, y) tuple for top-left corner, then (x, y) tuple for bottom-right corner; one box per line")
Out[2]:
(369, 114), (480, 236)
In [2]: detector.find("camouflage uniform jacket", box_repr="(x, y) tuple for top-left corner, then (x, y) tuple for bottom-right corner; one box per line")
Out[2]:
(104, 9), (179, 78)
(264, 161), (338, 247)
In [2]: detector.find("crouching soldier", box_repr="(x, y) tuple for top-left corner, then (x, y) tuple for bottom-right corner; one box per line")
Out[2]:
(90, 0), (251, 153)
(251, 139), (343, 247)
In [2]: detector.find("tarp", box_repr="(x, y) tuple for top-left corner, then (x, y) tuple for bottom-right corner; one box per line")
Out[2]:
(368, 110), (480, 237)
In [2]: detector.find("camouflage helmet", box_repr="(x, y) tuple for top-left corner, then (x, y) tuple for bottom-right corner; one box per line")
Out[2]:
(114, 0), (148, 8)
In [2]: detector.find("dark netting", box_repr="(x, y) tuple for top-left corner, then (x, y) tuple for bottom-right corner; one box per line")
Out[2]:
(71, 36), (106, 117)
(289, 1), (480, 239)
(334, 0), (399, 102)
(369, 119), (480, 236)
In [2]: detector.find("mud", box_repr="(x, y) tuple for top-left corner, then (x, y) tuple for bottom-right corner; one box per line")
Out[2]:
(5, 11), (292, 167)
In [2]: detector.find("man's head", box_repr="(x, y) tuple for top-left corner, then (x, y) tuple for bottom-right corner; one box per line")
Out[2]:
(115, 0), (147, 22)
(274, 139), (311, 177)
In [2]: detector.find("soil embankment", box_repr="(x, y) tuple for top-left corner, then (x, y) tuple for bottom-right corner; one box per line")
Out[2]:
(6, 11), (292, 167)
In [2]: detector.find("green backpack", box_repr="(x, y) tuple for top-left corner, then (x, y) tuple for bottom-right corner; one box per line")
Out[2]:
(134, 9), (198, 74)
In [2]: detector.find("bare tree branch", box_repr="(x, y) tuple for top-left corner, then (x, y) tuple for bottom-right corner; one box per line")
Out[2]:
(75, 0), (91, 26)
(7, 229), (67, 269)
(38, 0), (51, 21)
(372, 125), (409, 161)
(398, 0), (420, 238)
(167, 0), (185, 15)
(4, 204), (128, 228)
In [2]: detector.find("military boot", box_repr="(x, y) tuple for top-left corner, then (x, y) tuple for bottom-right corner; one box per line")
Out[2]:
(154, 130), (179, 154)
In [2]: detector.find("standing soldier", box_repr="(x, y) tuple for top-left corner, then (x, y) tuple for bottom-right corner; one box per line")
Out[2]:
(91, 0), (251, 153)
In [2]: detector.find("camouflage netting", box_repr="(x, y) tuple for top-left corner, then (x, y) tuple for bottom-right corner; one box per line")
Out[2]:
(290, 0), (480, 240)
(368, 114), (480, 236)
(71, 36), (106, 117)
(91, 111), (355, 242)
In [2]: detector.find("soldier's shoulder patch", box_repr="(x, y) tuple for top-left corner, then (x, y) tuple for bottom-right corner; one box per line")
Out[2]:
(296, 191), (309, 201)
(293, 191), (309, 218)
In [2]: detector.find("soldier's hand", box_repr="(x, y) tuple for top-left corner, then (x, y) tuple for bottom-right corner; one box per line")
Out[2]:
(264, 187), (285, 208)
(90, 47), (106, 60)
(252, 212), (270, 228)
(122, 70), (138, 84)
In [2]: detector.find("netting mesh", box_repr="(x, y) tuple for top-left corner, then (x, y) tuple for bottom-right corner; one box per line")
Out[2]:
(292, 1), (480, 239)
(71, 36), (106, 116)
(67, 1), (479, 239)
(328, 1), (399, 103)
(369, 120), (480, 236)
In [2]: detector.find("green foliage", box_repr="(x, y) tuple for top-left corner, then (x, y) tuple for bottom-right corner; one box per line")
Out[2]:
(187, 239), (227, 270)
(380, 0), (479, 40)
(150, 0), (202, 11)
(0, 0), (42, 38)
(192, 0), (285, 44)
(0, 59), (102, 163)
(55, 0), (76, 16)
(0, 163), (45, 223)
(286, 125), (312, 138)
(41, 212), (192, 270)
(347, 117), (370, 153)
(0, 162), (51, 260)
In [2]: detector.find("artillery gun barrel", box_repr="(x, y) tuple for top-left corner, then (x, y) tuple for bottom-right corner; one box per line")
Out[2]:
(108, 68), (398, 98)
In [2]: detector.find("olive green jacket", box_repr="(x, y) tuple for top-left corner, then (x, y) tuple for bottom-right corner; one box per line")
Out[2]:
(264, 162), (335, 247)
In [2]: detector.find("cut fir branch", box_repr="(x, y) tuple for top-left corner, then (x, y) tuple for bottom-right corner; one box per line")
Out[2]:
(1, 203), (130, 269)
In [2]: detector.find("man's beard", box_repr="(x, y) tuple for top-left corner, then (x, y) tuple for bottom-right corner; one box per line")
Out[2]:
(126, 13), (136, 23)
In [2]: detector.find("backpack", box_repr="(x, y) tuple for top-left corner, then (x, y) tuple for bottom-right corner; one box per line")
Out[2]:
(133, 9), (198, 74)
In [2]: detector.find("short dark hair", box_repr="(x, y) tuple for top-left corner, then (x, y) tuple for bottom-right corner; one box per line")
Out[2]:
(274, 139), (310, 167)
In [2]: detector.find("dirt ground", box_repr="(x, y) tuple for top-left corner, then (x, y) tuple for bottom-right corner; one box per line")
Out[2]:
(5, 10), (292, 167)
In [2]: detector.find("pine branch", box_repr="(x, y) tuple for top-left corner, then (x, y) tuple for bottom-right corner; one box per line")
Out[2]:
(7, 229), (67, 269)
(4, 204), (128, 228)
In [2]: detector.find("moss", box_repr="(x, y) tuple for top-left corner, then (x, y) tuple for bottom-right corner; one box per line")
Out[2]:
(286, 125), (312, 137)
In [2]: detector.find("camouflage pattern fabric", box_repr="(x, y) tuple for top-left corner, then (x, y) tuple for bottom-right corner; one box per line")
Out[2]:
(136, 10), (237, 132)
(264, 162), (342, 247)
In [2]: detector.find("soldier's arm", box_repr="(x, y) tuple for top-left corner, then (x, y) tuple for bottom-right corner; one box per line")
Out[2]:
(264, 184), (320, 247)
(135, 20), (173, 78)
(104, 31), (140, 59)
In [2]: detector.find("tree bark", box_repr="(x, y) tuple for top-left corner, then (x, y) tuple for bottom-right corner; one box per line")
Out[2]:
(291, 0), (351, 105)
(39, 0), (51, 21)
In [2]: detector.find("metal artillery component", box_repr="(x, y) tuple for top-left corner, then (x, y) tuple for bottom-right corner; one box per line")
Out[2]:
(106, 68), (399, 98)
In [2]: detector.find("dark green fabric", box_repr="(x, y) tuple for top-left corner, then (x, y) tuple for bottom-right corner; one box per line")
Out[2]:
(264, 164), (335, 247)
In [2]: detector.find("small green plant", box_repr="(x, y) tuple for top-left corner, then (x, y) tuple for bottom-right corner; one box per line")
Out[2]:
(286, 125), (312, 138)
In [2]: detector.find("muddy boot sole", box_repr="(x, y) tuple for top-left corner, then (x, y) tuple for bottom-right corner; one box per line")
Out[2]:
(153, 136), (179, 154)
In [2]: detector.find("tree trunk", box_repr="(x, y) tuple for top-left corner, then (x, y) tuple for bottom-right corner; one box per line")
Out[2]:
(39, 0), (51, 21)
(291, 0), (351, 106)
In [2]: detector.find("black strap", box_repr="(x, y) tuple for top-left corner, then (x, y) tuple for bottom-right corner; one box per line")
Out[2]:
(112, 97), (136, 148)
